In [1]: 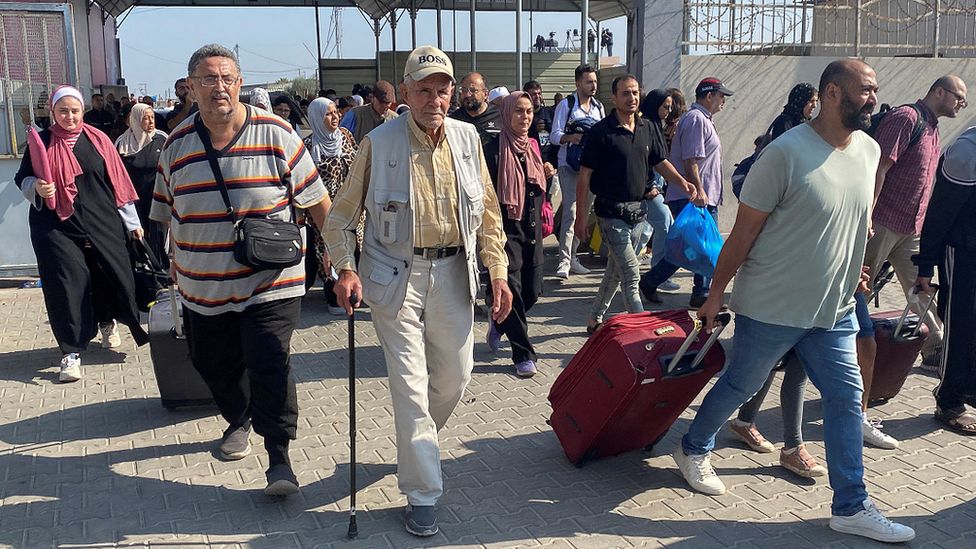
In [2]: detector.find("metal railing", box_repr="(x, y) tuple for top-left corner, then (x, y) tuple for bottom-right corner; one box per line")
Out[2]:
(682, 0), (976, 57)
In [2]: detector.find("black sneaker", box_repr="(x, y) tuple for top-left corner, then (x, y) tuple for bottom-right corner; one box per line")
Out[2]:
(218, 423), (252, 461)
(639, 277), (663, 304)
(404, 505), (438, 537)
(264, 463), (300, 496)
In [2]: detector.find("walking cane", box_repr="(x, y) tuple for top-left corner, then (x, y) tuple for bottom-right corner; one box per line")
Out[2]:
(347, 292), (359, 539)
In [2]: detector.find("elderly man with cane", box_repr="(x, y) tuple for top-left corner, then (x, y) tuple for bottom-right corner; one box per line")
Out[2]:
(325, 45), (512, 537)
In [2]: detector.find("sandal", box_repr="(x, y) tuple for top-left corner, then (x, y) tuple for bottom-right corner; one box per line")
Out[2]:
(935, 407), (976, 436)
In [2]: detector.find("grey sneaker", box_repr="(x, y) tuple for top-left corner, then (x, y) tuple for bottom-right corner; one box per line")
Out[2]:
(264, 463), (299, 496)
(218, 423), (252, 461)
(829, 498), (915, 543)
(405, 505), (438, 537)
(514, 360), (537, 378)
(99, 320), (121, 348)
(659, 279), (681, 292)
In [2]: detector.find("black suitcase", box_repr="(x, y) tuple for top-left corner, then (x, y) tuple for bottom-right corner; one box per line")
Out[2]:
(148, 286), (215, 410)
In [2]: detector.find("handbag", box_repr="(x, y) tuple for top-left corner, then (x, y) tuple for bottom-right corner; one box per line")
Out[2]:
(195, 117), (303, 271)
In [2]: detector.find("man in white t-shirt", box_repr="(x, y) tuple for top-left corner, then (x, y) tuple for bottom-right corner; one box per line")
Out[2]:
(671, 59), (915, 543)
(550, 64), (605, 279)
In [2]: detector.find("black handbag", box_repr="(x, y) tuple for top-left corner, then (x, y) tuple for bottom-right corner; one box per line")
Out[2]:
(195, 117), (303, 271)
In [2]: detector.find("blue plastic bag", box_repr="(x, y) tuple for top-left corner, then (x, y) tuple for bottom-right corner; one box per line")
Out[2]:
(664, 203), (724, 278)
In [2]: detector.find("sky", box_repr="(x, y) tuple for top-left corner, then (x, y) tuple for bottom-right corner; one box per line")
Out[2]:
(116, 7), (629, 99)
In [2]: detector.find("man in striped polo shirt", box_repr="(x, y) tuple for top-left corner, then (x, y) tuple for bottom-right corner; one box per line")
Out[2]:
(150, 44), (330, 497)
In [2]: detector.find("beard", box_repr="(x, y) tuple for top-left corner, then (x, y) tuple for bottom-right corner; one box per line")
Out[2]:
(463, 97), (483, 112)
(840, 94), (874, 131)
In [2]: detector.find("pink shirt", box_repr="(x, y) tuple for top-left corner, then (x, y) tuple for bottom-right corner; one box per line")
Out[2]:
(872, 101), (940, 235)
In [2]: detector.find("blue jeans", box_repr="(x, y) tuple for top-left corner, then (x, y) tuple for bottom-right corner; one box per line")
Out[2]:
(681, 312), (867, 516)
(641, 199), (718, 296)
(635, 193), (673, 267)
(589, 217), (645, 323)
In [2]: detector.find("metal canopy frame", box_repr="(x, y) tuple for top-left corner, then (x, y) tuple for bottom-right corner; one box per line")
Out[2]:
(99, 0), (632, 90)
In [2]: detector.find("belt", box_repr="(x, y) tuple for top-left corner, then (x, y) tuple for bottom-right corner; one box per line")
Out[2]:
(413, 246), (463, 260)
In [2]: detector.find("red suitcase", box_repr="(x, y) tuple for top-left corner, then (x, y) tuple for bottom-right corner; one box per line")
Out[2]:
(548, 310), (730, 466)
(868, 289), (935, 404)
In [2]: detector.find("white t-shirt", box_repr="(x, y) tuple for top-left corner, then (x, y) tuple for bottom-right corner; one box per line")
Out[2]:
(731, 124), (880, 329)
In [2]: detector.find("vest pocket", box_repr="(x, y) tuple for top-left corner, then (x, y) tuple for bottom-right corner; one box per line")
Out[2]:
(372, 189), (410, 244)
(360, 248), (403, 307)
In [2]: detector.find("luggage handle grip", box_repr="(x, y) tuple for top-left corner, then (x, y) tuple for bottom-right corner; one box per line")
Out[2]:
(667, 312), (731, 375)
(894, 285), (938, 340)
(687, 312), (732, 371)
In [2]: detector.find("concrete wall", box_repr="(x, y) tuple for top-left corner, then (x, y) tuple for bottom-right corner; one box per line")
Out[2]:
(677, 55), (976, 232)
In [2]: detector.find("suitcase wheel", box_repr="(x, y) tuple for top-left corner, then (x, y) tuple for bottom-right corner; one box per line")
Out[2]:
(644, 429), (669, 452)
(574, 449), (598, 468)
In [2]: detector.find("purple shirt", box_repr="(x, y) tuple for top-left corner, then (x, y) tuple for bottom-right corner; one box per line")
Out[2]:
(872, 101), (941, 235)
(666, 103), (723, 207)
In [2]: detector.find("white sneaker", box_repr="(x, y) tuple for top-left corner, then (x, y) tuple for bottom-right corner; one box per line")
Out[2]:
(99, 320), (121, 349)
(672, 446), (726, 495)
(569, 258), (591, 275)
(659, 279), (681, 292)
(862, 416), (900, 449)
(59, 353), (81, 383)
(555, 261), (570, 279)
(829, 499), (915, 543)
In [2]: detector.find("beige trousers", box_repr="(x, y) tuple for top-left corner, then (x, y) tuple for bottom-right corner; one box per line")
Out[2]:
(864, 225), (944, 355)
(370, 254), (474, 506)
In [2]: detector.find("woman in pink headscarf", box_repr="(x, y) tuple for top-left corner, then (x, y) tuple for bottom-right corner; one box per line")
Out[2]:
(482, 91), (556, 378)
(15, 85), (149, 383)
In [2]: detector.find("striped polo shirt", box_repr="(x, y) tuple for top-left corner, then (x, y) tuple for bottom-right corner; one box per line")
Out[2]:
(150, 105), (326, 315)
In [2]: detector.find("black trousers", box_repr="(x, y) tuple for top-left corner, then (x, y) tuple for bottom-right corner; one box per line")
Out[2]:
(934, 245), (976, 410)
(488, 187), (544, 364)
(183, 297), (301, 442)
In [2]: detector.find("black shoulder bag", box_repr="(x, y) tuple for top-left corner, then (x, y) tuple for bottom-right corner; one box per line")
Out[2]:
(194, 116), (304, 271)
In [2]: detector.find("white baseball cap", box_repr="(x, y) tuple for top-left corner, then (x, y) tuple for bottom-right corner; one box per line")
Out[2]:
(488, 86), (510, 104)
(403, 45), (454, 82)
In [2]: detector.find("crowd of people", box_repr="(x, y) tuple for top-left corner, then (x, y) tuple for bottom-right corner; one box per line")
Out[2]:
(13, 42), (975, 544)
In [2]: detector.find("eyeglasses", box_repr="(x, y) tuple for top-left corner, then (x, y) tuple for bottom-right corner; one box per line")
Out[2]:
(458, 86), (485, 95)
(192, 75), (240, 88)
(940, 86), (968, 108)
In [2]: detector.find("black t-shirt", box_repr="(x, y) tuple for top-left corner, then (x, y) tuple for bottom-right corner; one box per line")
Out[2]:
(580, 110), (665, 204)
(83, 108), (114, 135)
(450, 105), (502, 146)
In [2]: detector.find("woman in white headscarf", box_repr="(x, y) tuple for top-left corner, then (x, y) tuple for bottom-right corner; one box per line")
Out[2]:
(303, 97), (359, 311)
(251, 87), (271, 111)
(115, 103), (169, 267)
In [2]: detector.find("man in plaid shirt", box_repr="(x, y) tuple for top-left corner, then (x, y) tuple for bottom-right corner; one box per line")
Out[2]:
(864, 75), (968, 367)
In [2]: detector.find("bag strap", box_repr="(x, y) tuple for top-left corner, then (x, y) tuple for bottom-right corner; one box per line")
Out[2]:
(194, 115), (239, 226)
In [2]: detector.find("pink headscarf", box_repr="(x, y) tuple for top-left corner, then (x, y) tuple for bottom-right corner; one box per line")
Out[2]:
(496, 91), (546, 221)
(37, 85), (139, 221)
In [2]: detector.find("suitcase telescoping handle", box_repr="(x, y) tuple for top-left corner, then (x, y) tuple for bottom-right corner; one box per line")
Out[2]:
(893, 284), (938, 340)
(168, 285), (185, 338)
(667, 312), (732, 374)
(347, 292), (359, 539)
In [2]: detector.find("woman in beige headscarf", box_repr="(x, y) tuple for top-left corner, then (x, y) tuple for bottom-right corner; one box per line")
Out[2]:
(115, 102), (168, 263)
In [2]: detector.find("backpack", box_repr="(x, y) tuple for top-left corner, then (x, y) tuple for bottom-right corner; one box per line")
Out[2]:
(731, 126), (774, 199)
(563, 94), (604, 171)
(866, 103), (927, 150)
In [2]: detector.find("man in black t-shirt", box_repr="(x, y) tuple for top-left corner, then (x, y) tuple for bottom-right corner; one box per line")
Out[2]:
(450, 72), (501, 146)
(83, 94), (115, 135)
(523, 80), (555, 162)
(574, 75), (695, 332)
(165, 78), (197, 131)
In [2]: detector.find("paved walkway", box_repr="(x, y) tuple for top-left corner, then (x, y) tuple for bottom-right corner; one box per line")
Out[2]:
(1, 248), (974, 548)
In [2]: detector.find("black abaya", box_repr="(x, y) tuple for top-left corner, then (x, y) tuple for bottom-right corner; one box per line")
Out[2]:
(120, 133), (169, 267)
(15, 130), (149, 353)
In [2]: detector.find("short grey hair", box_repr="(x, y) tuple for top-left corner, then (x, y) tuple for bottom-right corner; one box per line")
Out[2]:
(187, 44), (240, 76)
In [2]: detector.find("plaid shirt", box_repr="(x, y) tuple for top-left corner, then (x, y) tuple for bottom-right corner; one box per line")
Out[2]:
(872, 101), (941, 235)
